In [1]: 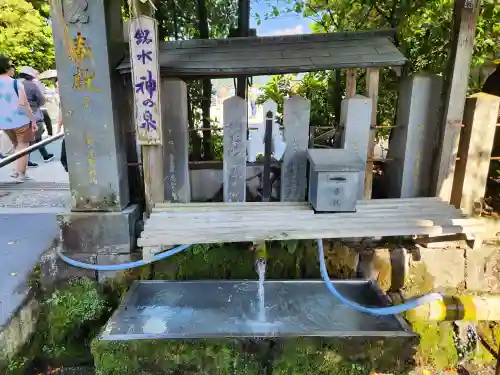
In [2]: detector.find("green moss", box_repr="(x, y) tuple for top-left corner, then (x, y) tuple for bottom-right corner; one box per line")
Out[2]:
(411, 321), (458, 370)
(90, 337), (417, 375)
(92, 339), (260, 375)
(3, 278), (112, 373)
(151, 241), (321, 281)
(267, 337), (413, 375)
(473, 323), (499, 365)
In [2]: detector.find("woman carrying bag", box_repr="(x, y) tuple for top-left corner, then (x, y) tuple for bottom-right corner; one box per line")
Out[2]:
(18, 66), (55, 167)
(0, 55), (38, 181)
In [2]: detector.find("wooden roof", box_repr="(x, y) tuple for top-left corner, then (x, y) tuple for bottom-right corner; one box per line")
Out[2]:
(117, 29), (406, 78)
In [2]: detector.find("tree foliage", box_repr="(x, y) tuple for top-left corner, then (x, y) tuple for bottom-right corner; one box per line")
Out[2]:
(256, 0), (499, 138)
(0, 0), (54, 72)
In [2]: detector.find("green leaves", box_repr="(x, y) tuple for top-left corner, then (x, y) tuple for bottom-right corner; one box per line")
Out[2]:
(0, 0), (54, 71)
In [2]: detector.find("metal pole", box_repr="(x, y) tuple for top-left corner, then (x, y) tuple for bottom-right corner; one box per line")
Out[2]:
(0, 132), (64, 169)
(262, 111), (273, 202)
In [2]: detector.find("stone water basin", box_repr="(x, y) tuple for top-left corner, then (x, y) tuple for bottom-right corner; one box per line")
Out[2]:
(100, 280), (415, 339)
(94, 280), (417, 375)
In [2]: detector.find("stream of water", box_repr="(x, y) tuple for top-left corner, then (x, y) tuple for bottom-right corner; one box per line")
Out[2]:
(256, 260), (266, 322)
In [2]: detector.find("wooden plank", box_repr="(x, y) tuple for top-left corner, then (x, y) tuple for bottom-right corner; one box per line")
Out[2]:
(157, 30), (398, 49)
(129, 15), (162, 145)
(281, 96), (310, 202)
(364, 67), (380, 199)
(144, 213), (468, 232)
(143, 216), (481, 234)
(138, 222), (485, 246)
(345, 69), (357, 98)
(150, 201), (462, 215)
(223, 96), (247, 202)
(142, 145), (164, 212)
(451, 93), (500, 214)
(432, 0), (481, 202)
(161, 78), (191, 202)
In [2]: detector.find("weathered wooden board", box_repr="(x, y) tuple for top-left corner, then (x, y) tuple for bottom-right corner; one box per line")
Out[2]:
(451, 93), (500, 214)
(129, 16), (163, 145)
(118, 30), (406, 77)
(138, 198), (486, 246)
(432, 0), (481, 201)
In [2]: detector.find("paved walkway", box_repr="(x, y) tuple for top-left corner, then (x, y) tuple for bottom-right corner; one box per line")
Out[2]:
(0, 139), (69, 328)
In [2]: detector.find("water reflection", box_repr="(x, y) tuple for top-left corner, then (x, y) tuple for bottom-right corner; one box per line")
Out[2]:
(103, 281), (408, 340)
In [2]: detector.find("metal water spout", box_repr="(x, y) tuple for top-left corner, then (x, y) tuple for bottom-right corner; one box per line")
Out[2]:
(254, 241), (267, 269)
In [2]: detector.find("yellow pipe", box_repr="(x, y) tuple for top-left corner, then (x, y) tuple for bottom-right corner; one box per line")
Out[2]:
(406, 295), (500, 322)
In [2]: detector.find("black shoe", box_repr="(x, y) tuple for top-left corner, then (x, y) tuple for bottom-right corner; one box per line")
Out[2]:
(43, 154), (55, 162)
(28, 161), (39, 168)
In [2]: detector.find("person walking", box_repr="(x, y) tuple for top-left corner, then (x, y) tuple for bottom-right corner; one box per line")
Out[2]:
(18, 66), (54, 167)
(0, 55), (38, 181)
(34, 70), (53, 136)
(54, 79), (67, 172)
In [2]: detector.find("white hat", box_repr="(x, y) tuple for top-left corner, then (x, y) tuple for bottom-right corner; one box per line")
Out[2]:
(19, 66), (37, 78)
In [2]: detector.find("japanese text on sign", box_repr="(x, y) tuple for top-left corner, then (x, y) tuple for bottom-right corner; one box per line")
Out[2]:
(86, 136), (97, 184)
(129, 16), (162, 145)
(67, 30), (99, 107)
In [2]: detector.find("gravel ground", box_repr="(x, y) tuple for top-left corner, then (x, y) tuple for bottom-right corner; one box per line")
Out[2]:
(0, 190), (70, 209)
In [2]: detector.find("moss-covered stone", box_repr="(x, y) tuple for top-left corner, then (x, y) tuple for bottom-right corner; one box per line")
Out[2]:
(3, 278), (112, 374)
(91, 337), (416, 375)
(411, 321), (458, 370)
(272, 337), (417, 375)
(92, 339), (261, 375)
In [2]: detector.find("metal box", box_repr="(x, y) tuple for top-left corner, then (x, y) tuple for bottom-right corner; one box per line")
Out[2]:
(307, 149), (364, 212)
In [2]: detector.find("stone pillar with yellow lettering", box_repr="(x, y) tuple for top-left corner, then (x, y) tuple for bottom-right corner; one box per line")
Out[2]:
(46, 0), (141, 283)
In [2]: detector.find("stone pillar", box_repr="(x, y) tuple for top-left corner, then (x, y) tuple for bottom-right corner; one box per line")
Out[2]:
(340, 95), (372, 199)
(162, 79), (191, 203)
(281, 96), (310, 202)
(385, 74), (442, 198)
(50, 0), (141, 281)
(51, 0), (129, 212)
(223, 96), (247, 202)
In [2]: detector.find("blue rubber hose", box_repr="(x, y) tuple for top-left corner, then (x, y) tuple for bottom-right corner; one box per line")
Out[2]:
(56, 244), (192, 271)
(317, 238), (443, 315)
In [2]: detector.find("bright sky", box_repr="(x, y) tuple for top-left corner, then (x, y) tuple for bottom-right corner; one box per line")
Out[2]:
(250, 0), (312, 36)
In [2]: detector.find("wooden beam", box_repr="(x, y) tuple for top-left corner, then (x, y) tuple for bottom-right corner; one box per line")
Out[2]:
(345, 69), (357, 98)
(432, 0), (481, 201)
(130, 1), (164, 212)
(138, 198), (487, 246)
(450, 93), (500, 215)
(364, 67), (380, 199)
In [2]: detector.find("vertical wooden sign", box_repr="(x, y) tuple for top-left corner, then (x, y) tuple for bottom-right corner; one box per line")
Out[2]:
(129, 15), (162, 145)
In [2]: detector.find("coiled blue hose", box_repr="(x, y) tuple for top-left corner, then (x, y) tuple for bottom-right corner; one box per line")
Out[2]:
(56, 244), (192, 271)
(317, 238), (443, 315)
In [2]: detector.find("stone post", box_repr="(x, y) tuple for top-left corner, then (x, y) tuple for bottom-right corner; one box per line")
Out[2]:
(223, 96), (247, 202)
(51, 0), (129, 211)
(49, 0), (141, 282)
(162, 79), (191, 203)
(281, 96), (310, 202)
(340, 95), (372, 199)
(385, 74), (442, 198)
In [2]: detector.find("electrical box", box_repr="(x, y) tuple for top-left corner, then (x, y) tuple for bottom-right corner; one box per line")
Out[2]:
(307, 149), (364, 212)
